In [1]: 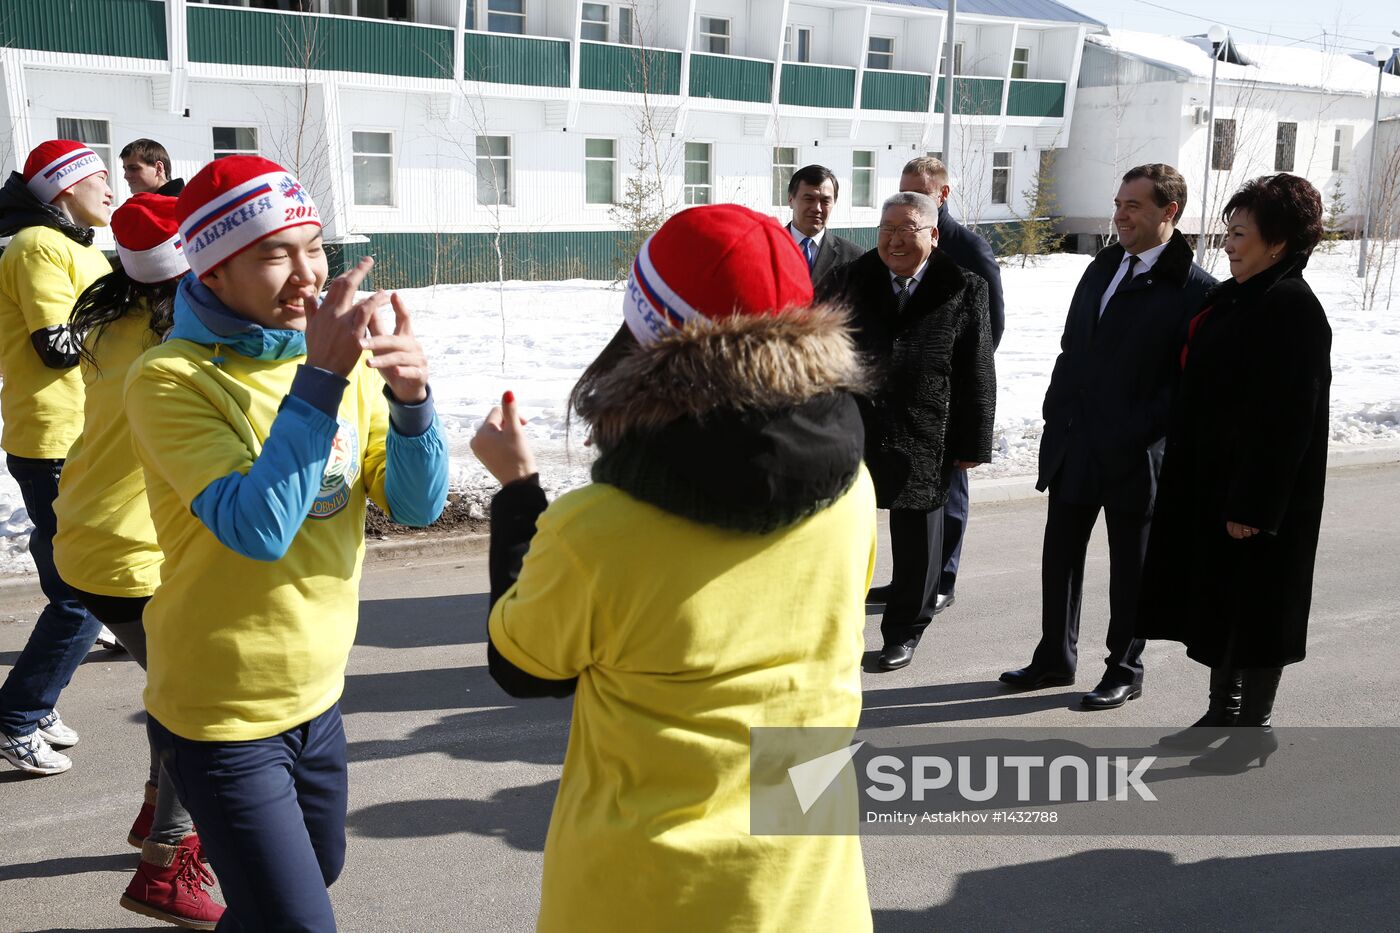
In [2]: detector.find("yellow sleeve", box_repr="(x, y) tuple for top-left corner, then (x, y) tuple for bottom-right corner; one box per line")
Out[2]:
(16, 240), (83, 332)
(360, 366), (391, 514)
(487, 510), (598, 681)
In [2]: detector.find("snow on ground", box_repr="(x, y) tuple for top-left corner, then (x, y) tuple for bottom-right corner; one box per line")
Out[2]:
(0, 245), (1396, 576)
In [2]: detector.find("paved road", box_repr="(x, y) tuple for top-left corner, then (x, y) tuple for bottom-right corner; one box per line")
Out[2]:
(2, 462), (1397, 931)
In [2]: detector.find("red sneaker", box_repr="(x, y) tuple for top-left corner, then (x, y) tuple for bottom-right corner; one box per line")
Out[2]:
(120, 834), (224, 930)
(127, 781), (158, 848)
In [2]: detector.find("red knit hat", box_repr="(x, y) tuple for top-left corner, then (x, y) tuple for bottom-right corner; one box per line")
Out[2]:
(176, 155), (320, 278)
(112, 194), (188, 284)
(623, 204), (814, 345)
(23, 139), (108, 204)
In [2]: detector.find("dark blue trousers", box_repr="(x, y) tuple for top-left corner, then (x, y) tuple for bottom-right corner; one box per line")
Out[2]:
(0, 455), (101, 735)
(149, 704), (348, 932)
(939, 467), (970, 597)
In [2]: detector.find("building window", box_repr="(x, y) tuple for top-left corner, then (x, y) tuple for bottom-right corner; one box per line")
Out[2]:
(55, 118), (111, 174)
(867, 36), (894, 70)
(926, 150), (943, 162)
(1212, 118), (1236, 171)
(585, 138), (617, 205)
(1275, 122), (1297, 173)
(487, 0), (524, 34)
(772, 146), (797, 207)
(1011, 46), (1030, 79)
(698, 17), (729, 54)
(939, 41), (963, 75)
(580, 3), (608, 42)
(618, 5), (634, 44)
(852, 150), (874, 207)
(328, 0), (413, 19)
(351, 132), (393, 206)
(991, 151), (1011, 204)
(784, 25), (811, 63)
(212, 126), (258, 159)
(684, 142), (711, 205)
(466, 0), (476, 29)
(476, 135), (512, 206)
(1332, 126), (1353, 171)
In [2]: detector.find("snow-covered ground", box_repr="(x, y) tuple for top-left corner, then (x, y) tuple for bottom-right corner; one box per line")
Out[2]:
(1, 245), (1396, 576)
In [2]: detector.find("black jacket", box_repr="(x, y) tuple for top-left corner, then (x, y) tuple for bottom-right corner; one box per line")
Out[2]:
(820, 248), (996, 511)
(937, 202), (1005, 349)
(806, 228), (865, 287)
(1138, 256), (1331, 669)
(0, 172), (95, 245)
(157, 178), (186, 197)
(1036, 229), (1215, 515)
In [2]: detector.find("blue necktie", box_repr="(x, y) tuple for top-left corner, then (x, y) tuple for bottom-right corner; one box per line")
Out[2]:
(802, 237), (816, 269)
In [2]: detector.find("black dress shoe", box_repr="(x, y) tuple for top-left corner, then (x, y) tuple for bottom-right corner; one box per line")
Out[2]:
(866, 584), (893, 605)
(1080, 683), (1143, 710)
(877, 642), (917, 671)
(999, 666), (1075, 689)
(933, 593), (955, 614)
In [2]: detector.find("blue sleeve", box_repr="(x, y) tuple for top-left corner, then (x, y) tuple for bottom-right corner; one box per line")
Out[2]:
(383, 385), (450, 528)
(190, 367), (345, 561)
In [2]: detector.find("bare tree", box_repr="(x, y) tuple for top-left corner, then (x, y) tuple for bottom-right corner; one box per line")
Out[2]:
(1361, 138), (1400, 311)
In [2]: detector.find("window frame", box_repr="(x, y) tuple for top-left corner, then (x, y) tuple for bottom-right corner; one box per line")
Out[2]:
(1274, 121), (1297, 173)
(211, 125), (259, 160)
(55, 116), (112, 179)
(580, 2), (609, 43)
(584, 137), (618, 206)
(1212, 118), (1237, 171)
(350, 129), (396, 208)
(697, 16), (730, 55)
(991, 150), (1012, 205)
(325, 0), (415, 19)
(867, 35), (895, 71)
(1011, 46), (1031, 79)
(772, 146), (798, 207)
(476, 134), (514, 207)
(684, 141), (712, 206)
(852, 149), (875, 208)
(783, 24), (812, 63)
(486, 0), (525, 35)
(939, 41), (963, 75)
(618, 4), (635, 44)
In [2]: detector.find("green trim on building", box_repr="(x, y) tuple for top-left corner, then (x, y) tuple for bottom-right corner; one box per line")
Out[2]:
(688, 54), (773, 103)
(462, 32), (569, 87)
(860, 71), (931, 113)
(1, 0), (166, 60)
(1007, 80), (1066, 118)
(778, 64), (856, 109)
(579, 43), (681, 95)
(187, 6), (452, 78)
(934, 76), (1006, 115)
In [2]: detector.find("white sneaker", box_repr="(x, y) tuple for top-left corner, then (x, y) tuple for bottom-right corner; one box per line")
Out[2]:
(36, 710), (79, 747)
(96, 624), (124, 651)
(0, 730), (72, 775)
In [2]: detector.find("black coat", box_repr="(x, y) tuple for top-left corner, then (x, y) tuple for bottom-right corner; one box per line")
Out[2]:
(1036, 229), (1216, 515)
(1137, 256), (1331, 669)
(805, 227), (865, 286)
(820, 248), (996, 511)
(937, 202), (1005, 349)
(157, 178), (186, 197)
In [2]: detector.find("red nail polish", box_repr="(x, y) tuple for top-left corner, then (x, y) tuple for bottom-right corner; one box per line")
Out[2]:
(503, 390), (515, 404)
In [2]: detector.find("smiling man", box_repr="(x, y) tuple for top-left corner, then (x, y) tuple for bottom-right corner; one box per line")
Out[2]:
(1001, 163), (1215, 710)
(818, 191), (996, 672)
(786, 164), (863, 285)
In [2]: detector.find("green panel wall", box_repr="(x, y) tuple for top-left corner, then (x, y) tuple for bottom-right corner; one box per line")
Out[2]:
(778, 64), (855, 108)
(688, 54), (773, 103)
(187, 7), (452, 78)
(934, 77), (1006, 115)
(579, 43), (681, 95)
(0, 0), (166, 59)
(860, 71), (930, 113)
(1006, 80), (1066, 118)
(462, 32), (570, 86)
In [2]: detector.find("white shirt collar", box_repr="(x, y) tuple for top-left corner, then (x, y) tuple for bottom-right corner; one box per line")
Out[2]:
(1125, 239), (1169, 271)
(789, 223), (826, 249)
(889, 258), (929, 287)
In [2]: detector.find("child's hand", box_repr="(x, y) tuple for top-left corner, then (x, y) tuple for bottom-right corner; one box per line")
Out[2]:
(471, 391), (536, 485)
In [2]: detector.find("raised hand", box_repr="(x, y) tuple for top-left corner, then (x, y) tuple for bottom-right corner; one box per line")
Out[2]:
(305, 256), (386, 378)
(470, 391), (536, 485)
(365, 292), (429, 404)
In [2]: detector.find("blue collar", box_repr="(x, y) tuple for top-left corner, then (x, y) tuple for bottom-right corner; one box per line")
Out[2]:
(167, 274), (307, 361)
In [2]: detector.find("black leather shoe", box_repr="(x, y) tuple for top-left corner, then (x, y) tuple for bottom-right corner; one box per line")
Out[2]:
(866, 584), (893, 605)
(999, 666), (1075, 689)
(933, 593), (955, 614)
(877, 641), (917, 671)
(1080, 683), (1143, 710)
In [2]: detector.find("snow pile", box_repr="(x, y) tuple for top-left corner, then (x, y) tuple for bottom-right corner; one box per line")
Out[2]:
(0, 245), (1396, 576)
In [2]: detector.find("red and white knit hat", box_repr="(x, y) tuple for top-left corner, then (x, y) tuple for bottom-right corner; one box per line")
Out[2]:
(23, 139), (108, 204)
(623, 204), (813, 345)
(176, 155), (321, 278)
(112, 194), (188, 285)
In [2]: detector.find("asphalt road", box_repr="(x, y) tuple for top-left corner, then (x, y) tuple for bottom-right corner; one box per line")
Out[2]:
(1, 462), (1397, 932)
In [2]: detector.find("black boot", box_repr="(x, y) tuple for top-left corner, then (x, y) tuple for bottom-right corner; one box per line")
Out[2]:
(1190, 667), (1283, 773)
(1158, 666), (1243, 750)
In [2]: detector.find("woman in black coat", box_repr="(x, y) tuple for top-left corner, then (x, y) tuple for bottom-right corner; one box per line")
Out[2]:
(1137, 174), (1331, 773)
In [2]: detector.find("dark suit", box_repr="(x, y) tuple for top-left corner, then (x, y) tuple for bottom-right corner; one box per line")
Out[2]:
(933, 202), (1004, 598)
(820, 249), (996, 647)
(1032, 229), (1215, 685)
(790, 224), (864, 287)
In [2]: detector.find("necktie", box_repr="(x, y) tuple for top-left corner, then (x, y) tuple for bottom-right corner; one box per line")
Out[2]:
(894, 275), (911, 312)
(1124, 254), (1141, 282)
(802, 237), (816, 269)
(1100, 255), (1140, 318)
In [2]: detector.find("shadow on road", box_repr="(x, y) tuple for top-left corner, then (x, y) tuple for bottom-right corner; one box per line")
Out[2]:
(0, 851), (133, 883)
(347, 780), (558, 852)
(860, 681), (1084, 726)
(356, 593), (489, 649)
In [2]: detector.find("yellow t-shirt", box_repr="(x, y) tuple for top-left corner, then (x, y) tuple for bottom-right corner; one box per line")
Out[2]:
(0, 225), (110, 458)
(53, 310), (164, 597)
(490, 468), (877, 933)
(125, 339), (392, 742)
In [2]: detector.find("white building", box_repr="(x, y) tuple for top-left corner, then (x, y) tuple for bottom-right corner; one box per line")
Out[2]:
(1, 0), (1100, 285)
(1056, 30), (1400, 247)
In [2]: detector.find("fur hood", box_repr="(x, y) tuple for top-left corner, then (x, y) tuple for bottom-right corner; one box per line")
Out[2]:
(578, 303), (867, 450)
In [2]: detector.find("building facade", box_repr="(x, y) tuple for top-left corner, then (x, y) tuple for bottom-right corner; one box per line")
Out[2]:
(1, 0), (1097, 285)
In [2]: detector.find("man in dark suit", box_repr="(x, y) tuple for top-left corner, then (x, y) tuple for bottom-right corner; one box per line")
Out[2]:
(897, 157), (1004, 617)
(1001, 163), (1216, 709)
(787, 164), (864, 286)
(819, 192), (996, 671)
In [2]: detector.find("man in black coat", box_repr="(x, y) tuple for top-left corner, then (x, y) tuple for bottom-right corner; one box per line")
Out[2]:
(786, 164), (864, 286)
(899, 157), (1004, 617)
(120, 138), (185, 197)
(1001, 163), (1215, 709)
(819, 191), (996, 671)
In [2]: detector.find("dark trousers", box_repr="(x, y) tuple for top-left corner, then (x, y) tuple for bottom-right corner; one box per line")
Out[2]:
(1032, 494), (1148, 685)
(149, 704), (348, 932)
(939, 467), (970, 596)
(881, 507), (945, 647)
(0, 455), (101, 735)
